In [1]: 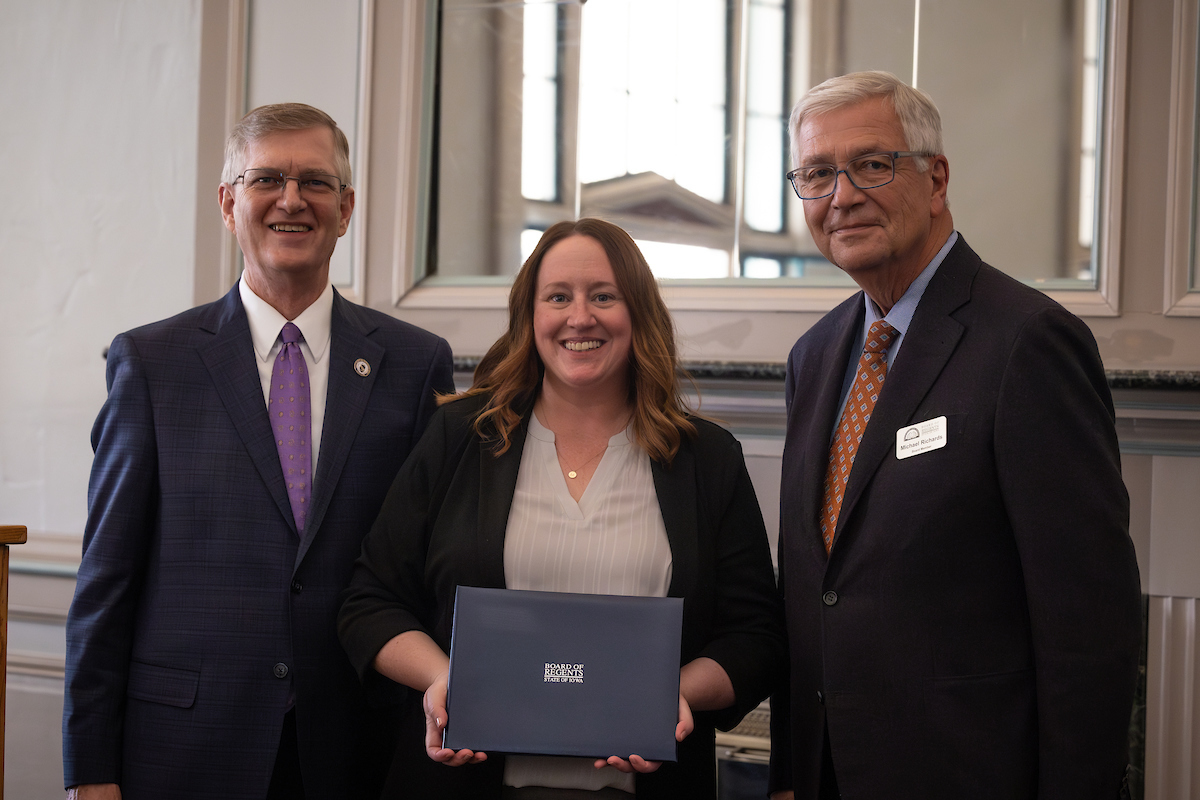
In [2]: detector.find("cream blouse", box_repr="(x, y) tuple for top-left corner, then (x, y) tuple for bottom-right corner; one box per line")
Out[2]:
(501, 413), (672, 793)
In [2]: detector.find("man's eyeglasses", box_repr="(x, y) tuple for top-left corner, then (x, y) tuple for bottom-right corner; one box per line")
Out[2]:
(786, 151), (934, 200)
(233, 168), (346, 197)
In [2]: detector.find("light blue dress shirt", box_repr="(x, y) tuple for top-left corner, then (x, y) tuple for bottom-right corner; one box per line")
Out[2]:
(831, 231), (959, 439)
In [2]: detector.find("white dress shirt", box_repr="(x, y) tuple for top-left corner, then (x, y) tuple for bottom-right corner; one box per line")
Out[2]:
(239, 278), (334, 480)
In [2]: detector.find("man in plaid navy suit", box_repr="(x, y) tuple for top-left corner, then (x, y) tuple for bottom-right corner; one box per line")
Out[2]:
(63, 103), (453, 800)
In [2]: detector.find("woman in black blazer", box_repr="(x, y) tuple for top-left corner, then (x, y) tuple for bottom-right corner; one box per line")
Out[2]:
(339, 218), (784, 799)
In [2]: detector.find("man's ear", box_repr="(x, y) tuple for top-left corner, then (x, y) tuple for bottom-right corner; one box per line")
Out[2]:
(218, 182), (237, 234)
(929, 155), (950, 217)
(337, 185), (356, 237)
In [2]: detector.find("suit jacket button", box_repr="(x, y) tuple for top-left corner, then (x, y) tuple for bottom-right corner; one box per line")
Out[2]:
(273, 662), (289, 679)
(816, 691), (824, 704)
(822, 590), (838, 606)
(291, 580), (302, 593)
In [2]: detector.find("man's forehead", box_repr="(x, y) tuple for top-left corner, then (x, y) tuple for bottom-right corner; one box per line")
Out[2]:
(797, 98), (906, 162)
(240, 127), (338, 169)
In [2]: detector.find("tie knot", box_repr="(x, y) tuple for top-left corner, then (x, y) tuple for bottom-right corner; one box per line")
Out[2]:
(280, 322), (303, 345)
(865, 320), (895, 354)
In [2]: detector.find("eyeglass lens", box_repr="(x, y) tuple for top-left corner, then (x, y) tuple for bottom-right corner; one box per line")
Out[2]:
(240, 168), (342, 196)
(792, 153), (897, 199)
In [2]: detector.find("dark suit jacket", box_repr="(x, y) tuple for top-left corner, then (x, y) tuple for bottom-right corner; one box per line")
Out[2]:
(769, 237), (1141, 800)
(63, 286), (454, 799)
(338, 394), (785, 799)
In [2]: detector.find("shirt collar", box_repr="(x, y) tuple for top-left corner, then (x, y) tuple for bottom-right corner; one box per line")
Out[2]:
(239, 278), (334, 364)
(864, 230), (959, 335)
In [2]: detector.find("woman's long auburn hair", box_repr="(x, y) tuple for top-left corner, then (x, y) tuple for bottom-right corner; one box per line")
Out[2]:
(443, 218), (695, 466)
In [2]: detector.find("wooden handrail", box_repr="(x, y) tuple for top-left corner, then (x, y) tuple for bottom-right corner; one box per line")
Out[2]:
(0, 528), (26, 546)
(0, 526), (27, 800)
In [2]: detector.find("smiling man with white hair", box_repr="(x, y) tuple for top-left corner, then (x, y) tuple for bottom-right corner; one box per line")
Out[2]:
(769, 72), (1141, 800)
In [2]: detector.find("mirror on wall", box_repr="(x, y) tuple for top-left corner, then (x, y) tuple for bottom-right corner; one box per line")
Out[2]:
(430, 0), (1109, 290)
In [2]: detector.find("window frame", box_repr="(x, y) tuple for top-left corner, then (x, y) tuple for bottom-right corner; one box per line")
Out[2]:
(398, 0), (1129, 318)
(1165, 0), (1200, 316)
(193, 0), (1131, 363)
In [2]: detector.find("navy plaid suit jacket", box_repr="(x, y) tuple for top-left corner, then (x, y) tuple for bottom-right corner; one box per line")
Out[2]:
(63, 285), (454, 799)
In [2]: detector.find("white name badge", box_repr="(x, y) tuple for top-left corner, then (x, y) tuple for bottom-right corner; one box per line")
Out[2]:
(896, 416), (948, 460)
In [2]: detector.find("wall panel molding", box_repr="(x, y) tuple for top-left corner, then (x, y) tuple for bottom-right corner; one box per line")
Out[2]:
(1146, 596), (1199, 799)
(192, 0), (246, 305)
(1164, 0), (1200, 316)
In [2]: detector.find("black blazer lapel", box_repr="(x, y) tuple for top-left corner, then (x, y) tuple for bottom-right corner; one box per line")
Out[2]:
(653, 445), (699, 600)
(789, 297), (865, 564)
(833, 239), (977, 552)
(296, 292), (385, 566)
(474, 417), (530, 588)
(198, 287), (297, 534)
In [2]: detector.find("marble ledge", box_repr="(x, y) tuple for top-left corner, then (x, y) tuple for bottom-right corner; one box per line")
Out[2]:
(1106, 370), (1200, 390)
(454, 357), (1200, 389)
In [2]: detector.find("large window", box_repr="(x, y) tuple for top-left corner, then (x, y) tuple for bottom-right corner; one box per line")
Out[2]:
(435, 0), (813, 282)
(432, 0), (1119, 297)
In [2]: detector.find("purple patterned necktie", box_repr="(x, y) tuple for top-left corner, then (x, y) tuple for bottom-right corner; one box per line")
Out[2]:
(270, 322), (312, 533)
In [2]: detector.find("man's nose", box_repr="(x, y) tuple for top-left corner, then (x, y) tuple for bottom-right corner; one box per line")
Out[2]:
(279, 178), (307, 211)
(830, 169), (865, 206)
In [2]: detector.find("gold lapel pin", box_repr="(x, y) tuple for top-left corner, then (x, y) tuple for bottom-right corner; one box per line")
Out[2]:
(353, 358), (371, 377)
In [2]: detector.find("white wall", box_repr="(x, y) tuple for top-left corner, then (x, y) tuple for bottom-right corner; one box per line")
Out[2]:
(0, 1), (201, 541)
(0, 2), (202, 794)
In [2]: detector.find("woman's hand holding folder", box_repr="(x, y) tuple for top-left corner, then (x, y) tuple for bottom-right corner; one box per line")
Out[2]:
(372, 629), (490, 766)
(423, 671), (488, 765)
(594, 655), (731, 772)
(594, 692), (695, 773)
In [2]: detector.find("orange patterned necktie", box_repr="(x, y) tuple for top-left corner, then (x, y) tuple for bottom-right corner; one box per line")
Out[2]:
(819, 320), (896, 553)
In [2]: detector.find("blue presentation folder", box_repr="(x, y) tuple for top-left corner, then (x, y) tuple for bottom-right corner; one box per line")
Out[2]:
(443, 586), (684, 761)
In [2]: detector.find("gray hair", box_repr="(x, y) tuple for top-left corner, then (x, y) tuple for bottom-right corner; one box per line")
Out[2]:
(221, 103), (352, 185)
(789, 71), (943, 171)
